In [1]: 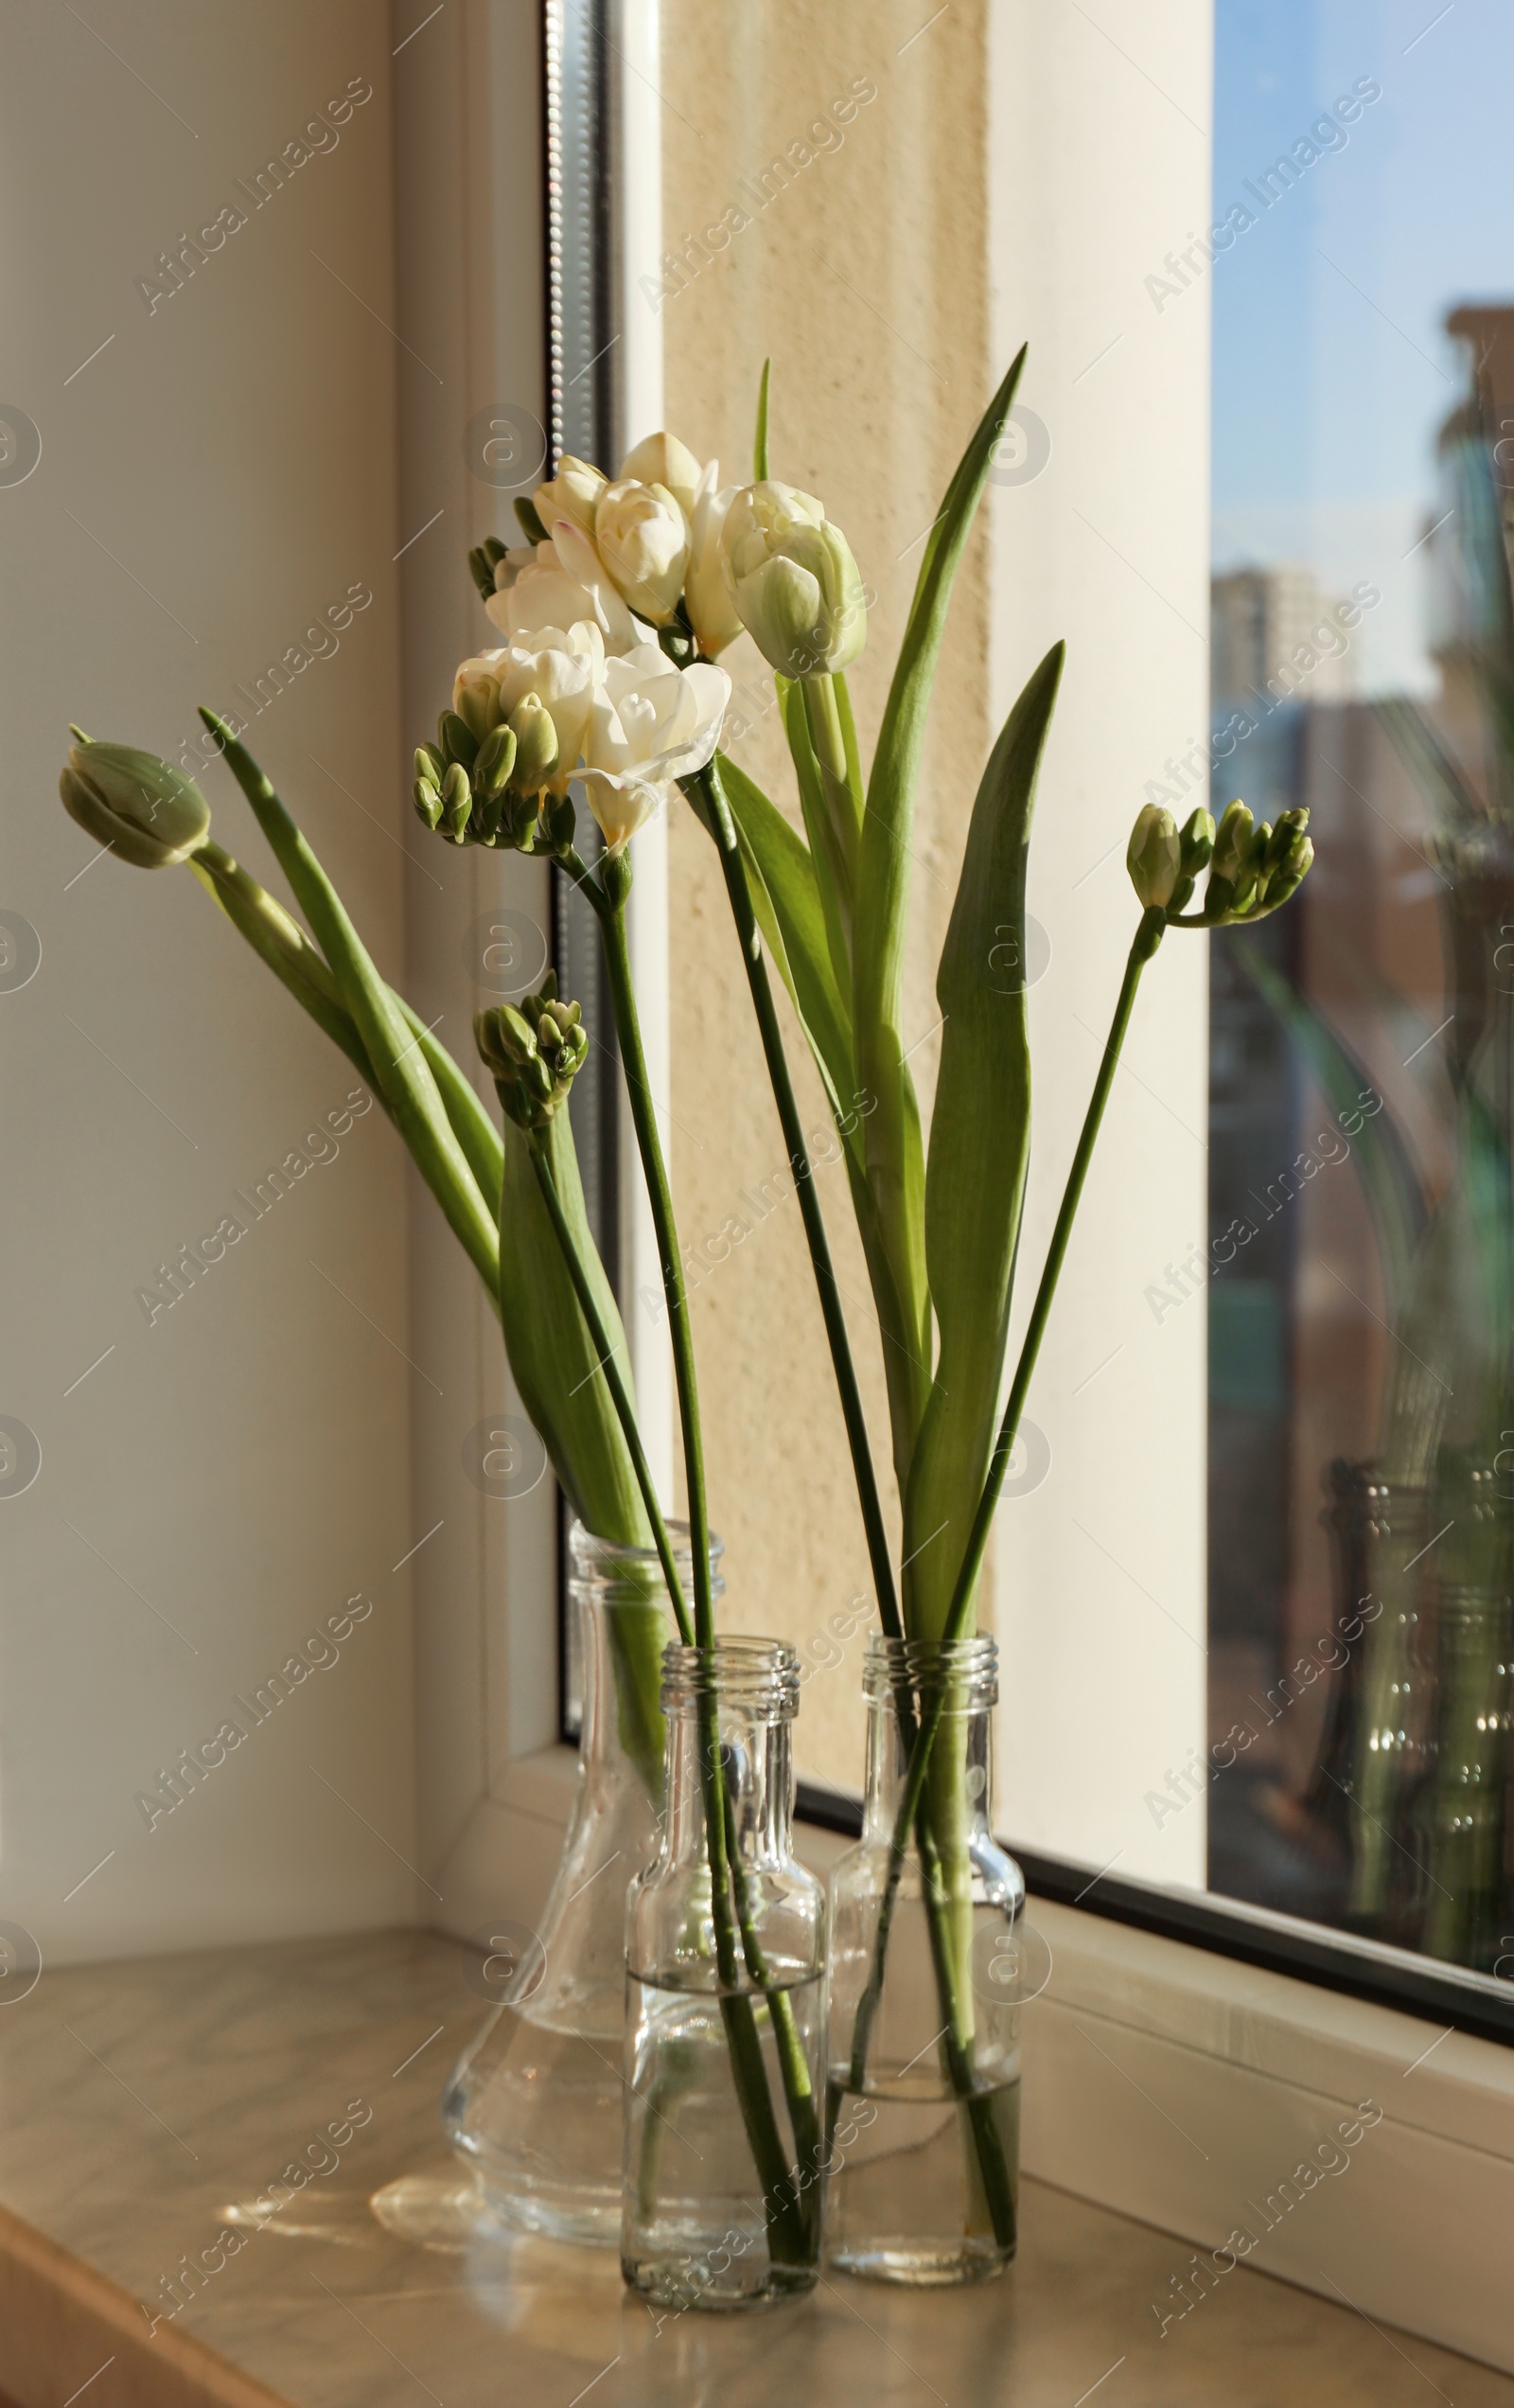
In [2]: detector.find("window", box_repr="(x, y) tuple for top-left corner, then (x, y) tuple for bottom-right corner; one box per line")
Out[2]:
(647, 0), (1514, 2040)
(1205, 0), (1514, 1991)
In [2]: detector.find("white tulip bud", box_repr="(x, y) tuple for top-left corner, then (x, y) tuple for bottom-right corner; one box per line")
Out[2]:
(720, 480), (866, 678)
(684, 460), (743, 657)
(619, 431), (702, 520)
(593, 479), (692, 627)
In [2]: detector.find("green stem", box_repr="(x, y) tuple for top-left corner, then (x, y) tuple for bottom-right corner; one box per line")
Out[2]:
(582, 865), (715, 1651)
(682, 762), (1001, 2220)
(842, 911), (1164, 2190)
(797, 674), (859, 976)
(722, 1782), (822, 2242)
(565, 844), (810, 2266)
(526, 1136), (695, 1648)
(694, 758), (901, 1639)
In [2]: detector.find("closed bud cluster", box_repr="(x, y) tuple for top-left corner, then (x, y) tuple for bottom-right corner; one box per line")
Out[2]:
(1162, 801), (1313, 928)
(474, 973), (588, 1130)
(412, 695), (568, 853)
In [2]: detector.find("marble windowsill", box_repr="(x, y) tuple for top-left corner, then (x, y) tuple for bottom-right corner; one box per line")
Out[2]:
(0, 1929), (1508, 2408)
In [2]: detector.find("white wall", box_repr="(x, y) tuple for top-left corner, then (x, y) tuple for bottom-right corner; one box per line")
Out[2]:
(989, 0), (1214, 1886)
(0, 1), (422, 1960)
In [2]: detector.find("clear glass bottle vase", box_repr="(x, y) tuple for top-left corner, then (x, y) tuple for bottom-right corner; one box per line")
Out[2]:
(442, 1520), (721, 2244)
(826, 1634), (1025, 2285)
(622, 1638), (826, 2311)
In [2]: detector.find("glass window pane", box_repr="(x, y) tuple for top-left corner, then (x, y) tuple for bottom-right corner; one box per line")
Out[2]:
(1207, 0), (1514, 1975)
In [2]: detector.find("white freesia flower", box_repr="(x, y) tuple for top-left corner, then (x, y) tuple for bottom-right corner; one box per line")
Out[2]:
(532, 453), (607, 539)
(453, 623), (606, 793)
(593, 479), (692, 626)
(485, 518), (640, 654)
(684, 460), (743, 658)
(721, 478), (867, 678)
(579, 645), (731, 853)
(620, 431), (702, 520)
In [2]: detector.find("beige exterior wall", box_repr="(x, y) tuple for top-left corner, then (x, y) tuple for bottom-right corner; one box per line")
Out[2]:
(659, 1), (996, 1783)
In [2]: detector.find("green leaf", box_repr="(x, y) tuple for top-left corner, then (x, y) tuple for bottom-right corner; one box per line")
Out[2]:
(903, 641), (1063, 1637)
(201, 714), (500, 1298)
(754, 357), (771, 480)
(1237, 944), (1428, 1320)
(713, 750), (855, 1133)
(189, 843), (378, 1089)
(726, 728), (929, 1482)
(499, 1109), (652, 1549)
(863, 342), (1028, 897)
(852, 346), (1030, 1483)
(392, 992), (503, 1221)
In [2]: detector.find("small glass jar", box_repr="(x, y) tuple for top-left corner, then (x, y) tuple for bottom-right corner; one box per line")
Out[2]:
(826, 1634), (1025, 2286)
(443, 1521), (721, 2245)
(622, 1638), (825, 2311)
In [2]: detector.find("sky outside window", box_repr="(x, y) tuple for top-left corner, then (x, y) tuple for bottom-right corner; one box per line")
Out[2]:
(1211, 0), (1513, 697)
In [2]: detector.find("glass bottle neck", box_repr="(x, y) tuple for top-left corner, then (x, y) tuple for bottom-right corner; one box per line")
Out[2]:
(860, 1637), (998, 1845)
(568, 1520), (722, 1807)
(662, 1707), (796, 1867)
(657, 1638), (801, 1870)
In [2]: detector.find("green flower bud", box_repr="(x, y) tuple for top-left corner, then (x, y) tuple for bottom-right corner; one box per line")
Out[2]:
(437, 709), (480, 770)
(1262, 807), (1310, 879)
(508, 693), (560, 794)
(1126, 804), (1182, 908)
(413, 776), (443, 831)
(1179, 807), (1215, 878)
(441, 760), (473, 843)
(475, 972), (587, 1129)
(414, 743), (443, 787)
(59, 737), (211, 870)
(515, 494), (548, 546)
(474, 721), (518, 799)
(1263, 833), (1314, 909)
(1231, 821), (1270, 912)
(467, 536), (508, 604)
(1210, 800), (1253, 882)
(495, 789), (542, 852)
(538, 791), (577, 857)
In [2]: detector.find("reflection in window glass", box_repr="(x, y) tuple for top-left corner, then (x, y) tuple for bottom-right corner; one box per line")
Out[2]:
(1206, 0), (1514, 1973)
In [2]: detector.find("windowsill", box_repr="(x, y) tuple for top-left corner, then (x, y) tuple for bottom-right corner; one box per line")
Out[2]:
(459, 1745), (1514, 2375)
(2, 1924), (1510, 2408)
